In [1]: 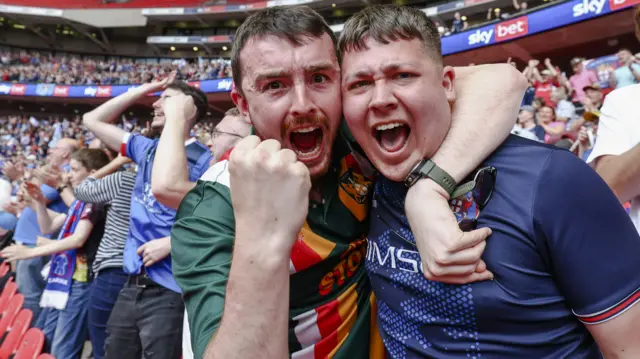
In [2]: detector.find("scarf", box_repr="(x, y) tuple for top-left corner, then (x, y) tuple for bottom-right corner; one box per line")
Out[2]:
(40, 200), (86, 310)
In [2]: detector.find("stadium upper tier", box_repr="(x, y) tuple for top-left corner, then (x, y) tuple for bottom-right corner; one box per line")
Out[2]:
(0, 0), (208, 9)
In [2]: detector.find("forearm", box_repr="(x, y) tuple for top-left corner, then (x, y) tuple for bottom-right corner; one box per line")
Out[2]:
(433, 64), (527, 182)
(631, 68), (640, 82)
(59, 187), (75, 207)
(34, 203), (56, 235)
(151, 116), (191, 209)
(542, 124), (564, 135)
(27, 235), (84, 259)
(82, 88), (144, 150)
(595, 144), (640, 203)
(92, 158), (128, 179)
(204, 235), (290, 359)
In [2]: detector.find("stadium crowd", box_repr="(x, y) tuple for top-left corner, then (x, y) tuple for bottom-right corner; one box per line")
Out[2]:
(0, 48), (232, 85)
(0, 4), (639, 359)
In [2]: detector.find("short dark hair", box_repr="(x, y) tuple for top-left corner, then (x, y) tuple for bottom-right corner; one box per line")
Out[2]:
(231, 6), (337, 95)
(338, 5), (442, 63)
(167, 81), (209, 123)
(70, 148), (110, 171)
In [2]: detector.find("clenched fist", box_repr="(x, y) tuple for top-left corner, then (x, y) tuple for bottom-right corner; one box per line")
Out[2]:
(229, 136), (311, 256)
(162, 92), (197, 124)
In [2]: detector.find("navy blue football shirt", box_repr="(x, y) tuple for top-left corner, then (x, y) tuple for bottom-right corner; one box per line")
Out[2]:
(366, 135), (640, 358)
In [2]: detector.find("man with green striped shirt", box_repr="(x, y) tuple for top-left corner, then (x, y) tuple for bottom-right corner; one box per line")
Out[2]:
(171, 5), (527, 359)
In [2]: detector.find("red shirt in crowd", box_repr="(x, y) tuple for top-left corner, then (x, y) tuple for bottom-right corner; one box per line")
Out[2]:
(534, 79), (560, 107)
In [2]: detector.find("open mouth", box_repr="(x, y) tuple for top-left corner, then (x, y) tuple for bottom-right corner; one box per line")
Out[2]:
(290, 126), (323, 161)
(374, 122), (410, 153)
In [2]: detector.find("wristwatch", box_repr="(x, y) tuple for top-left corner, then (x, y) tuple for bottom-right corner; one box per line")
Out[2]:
(404, 159), (457, 196)
(56, 185), (67, 193)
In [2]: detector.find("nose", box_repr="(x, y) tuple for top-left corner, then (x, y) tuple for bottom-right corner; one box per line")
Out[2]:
(369, 81), (398, 113)
(152, 98), (162, 109)
(289, 83), (315, 118)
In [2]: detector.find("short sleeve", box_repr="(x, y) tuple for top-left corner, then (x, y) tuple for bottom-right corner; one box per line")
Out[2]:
(534, 149), (640, 324)
(80, 203), (104, 225)
(171, 164), (235, 359)
(586, 91), (635, 164)
(589, 71), (598, 83)
(122, 133), (155, 165)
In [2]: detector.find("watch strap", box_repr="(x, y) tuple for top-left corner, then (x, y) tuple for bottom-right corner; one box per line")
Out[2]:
(406, 159), (457, 196)
(419, 160), (457, 196)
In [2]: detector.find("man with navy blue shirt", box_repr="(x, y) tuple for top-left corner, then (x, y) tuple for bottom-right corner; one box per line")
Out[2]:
(83, 74), (212, 359)
(339, 5), (640, 358)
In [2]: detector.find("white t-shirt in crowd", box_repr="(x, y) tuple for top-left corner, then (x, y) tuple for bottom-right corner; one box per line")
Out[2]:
(587, 83), (640, 233)
(183, 310), (194, 359)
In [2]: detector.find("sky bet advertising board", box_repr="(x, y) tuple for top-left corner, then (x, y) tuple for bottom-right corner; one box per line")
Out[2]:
(442, 0), (640, 55)
(0, 78), (234, 99)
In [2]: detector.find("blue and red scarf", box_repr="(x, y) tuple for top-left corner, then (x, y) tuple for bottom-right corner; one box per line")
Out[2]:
(40, 200), (86, 310)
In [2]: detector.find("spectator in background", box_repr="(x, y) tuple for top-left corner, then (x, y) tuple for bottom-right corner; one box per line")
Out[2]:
(451, 12), (468, 33)
(524, 58), (561, 107)
(0, 211), (17, 246)
(72, 153), (135, 359)
(575, 123), (598, 160)
(538, 105), (565, 144)
(83, 73), (212, 359)
(2, 138), (78, 326)
(2, 149), (110, 359)
(569, 57), (599, 104)
(512, 105), (544, 142)
(551, 86), (576, 125)
(513, 0), (528, 12)
(609, 49), (640, 89)
(532, 97), (545, 111)
(583, 84), (604, 112)
(207, 108), (251, 165)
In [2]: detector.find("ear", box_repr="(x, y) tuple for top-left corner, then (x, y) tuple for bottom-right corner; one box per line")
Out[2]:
(231, 88), (252, 124)
(441, 66), (456, 105)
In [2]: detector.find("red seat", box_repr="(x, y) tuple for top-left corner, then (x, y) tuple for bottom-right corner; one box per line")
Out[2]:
(0, 309), (33, 359)
(0, 280), (17, 313)
(13, 328), (44, 359)
(36, 355), (55, 359)
(0, 294), (24, 339)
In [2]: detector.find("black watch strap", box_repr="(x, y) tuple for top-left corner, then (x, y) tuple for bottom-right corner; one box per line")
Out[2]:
(404, 159), (457, 196)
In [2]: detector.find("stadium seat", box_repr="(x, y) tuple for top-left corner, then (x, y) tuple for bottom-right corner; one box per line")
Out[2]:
(13, 328), (44, 359)
(0, 309), (33, 359)
(0, 294), (24, 339)
(0, 281), (17, 314)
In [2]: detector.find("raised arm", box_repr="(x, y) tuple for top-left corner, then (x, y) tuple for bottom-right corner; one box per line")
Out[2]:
(405, 63), (528, 284)
(73, 171), (127, 205)
(24, 182), (66, 235)
(151, 93), (198, 209)
(83, 76), (173, 151)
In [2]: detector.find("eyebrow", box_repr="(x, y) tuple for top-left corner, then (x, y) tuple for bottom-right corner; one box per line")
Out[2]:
(254, 61), (338, 83)
(344, 62), (417, 84)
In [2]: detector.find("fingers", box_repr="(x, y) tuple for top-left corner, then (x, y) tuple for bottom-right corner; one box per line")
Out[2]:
(436, 240), (487, 267)
(136, 243), (147, 256)
(143, 253), (156, 267)
(424, 270), (494, 285)
(450, 227), (492, 252)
